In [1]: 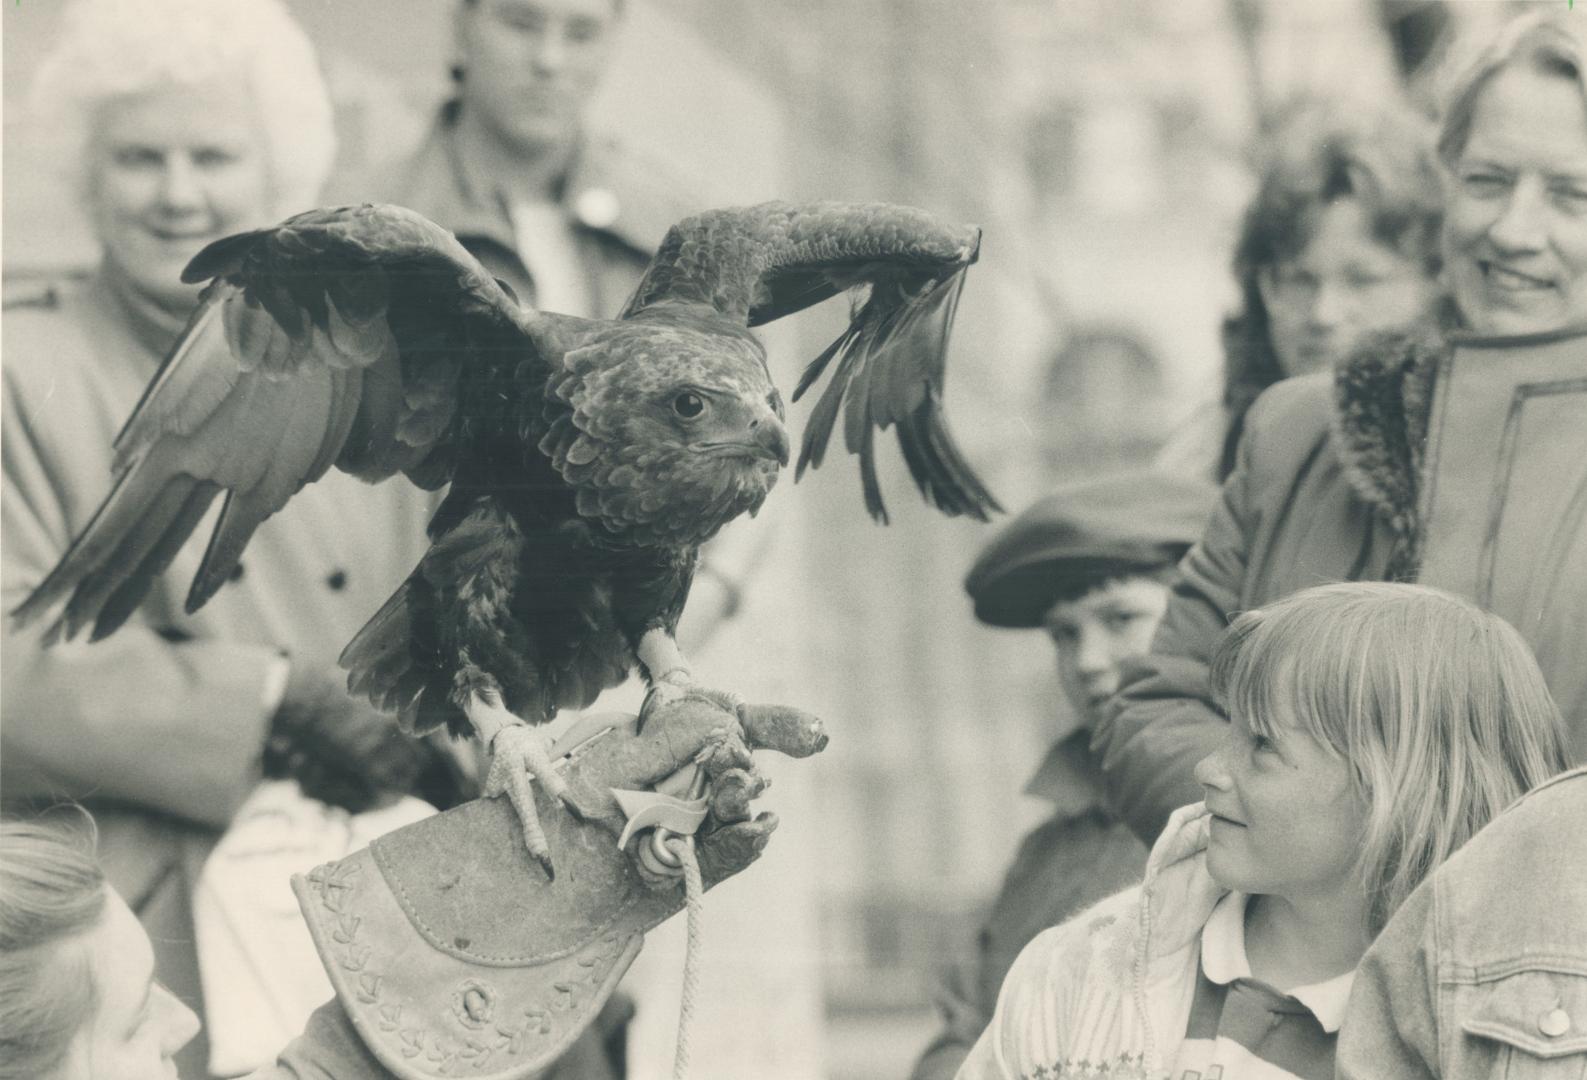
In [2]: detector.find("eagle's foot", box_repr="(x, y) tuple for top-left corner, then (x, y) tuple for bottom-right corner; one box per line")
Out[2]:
(635, 626), (749, 732)
(639, 671), (748, 731)
(471, 702), (588, 882)
(639, 674), (689, 723)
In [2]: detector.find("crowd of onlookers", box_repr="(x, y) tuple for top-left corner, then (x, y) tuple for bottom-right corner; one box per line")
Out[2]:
(1, 2), (1584, 1079)
(922, 9), (1587, 1079)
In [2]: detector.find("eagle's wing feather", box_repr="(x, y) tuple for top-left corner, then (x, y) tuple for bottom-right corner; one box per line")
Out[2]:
(620, 200), (998, 522)
(13, 203), (542, 642)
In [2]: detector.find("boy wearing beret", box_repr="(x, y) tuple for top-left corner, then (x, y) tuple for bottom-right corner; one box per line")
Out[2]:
(910, 471), (1216, 1080)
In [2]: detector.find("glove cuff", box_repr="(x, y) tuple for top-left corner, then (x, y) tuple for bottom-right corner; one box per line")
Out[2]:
(292, 790), (691, 1079)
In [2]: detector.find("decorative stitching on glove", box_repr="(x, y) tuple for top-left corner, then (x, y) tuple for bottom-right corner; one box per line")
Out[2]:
(307, 860), (632, 1073)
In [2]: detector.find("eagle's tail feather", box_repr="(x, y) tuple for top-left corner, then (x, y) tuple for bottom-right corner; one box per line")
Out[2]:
(339, 579), (459, 734)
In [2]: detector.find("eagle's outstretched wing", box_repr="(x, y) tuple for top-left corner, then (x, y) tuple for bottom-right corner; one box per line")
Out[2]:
(620, 200), (999, 523)
(12, 203), (540, 643)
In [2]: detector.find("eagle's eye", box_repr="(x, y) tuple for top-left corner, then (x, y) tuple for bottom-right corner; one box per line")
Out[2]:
(672, 392), (705, 419)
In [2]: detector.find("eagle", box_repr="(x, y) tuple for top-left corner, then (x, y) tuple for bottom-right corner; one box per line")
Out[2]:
(13, 199), (998, 877)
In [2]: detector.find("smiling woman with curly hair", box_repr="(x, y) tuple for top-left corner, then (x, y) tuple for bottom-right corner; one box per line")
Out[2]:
(25, 0), (336, 316)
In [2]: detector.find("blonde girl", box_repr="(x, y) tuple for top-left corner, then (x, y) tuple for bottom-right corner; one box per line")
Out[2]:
(957, 582), (1570, 1080)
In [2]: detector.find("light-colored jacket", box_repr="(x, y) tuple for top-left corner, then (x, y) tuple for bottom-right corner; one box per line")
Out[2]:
(1336, 767), (1587, 1080)
(2, 265), (436, 845)
(911, 732), (1148, 1080)
(1, 266), (437, 1078)
(956, 803), (1221, 1080)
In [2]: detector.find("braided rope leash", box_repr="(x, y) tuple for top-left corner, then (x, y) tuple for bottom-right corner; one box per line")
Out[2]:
(665, 834), (705, 1080)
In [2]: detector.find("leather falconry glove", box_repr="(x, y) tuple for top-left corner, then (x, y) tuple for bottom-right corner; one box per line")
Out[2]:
(290, 693), (827, 1080)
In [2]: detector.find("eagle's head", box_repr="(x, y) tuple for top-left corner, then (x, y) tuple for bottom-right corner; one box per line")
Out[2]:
(541, 316), (789, 545)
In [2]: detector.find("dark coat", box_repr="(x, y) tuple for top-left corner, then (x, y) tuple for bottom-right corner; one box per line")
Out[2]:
(1095, 322), (1585, 844)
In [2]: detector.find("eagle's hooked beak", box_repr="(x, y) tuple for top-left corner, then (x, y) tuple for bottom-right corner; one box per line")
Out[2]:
(753, 413), (791, 467)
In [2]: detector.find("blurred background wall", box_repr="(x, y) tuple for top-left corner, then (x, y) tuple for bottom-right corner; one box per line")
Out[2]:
(3, 1), (1525, 1076)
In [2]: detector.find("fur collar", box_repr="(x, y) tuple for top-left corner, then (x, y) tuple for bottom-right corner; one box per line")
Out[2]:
(1329, 320), (1451, 581)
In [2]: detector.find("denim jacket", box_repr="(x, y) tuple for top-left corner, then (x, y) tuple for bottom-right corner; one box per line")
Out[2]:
(1336, 767), (1587, 1079)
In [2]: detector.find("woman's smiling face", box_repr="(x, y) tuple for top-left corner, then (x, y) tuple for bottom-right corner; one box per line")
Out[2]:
(1443, 62), (1587, 336)
(87, 78), (275, 313)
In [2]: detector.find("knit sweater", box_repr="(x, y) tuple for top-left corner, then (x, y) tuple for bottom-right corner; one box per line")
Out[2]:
(956, 802), (1351, 1080)
(957, 803), (1219, 1079)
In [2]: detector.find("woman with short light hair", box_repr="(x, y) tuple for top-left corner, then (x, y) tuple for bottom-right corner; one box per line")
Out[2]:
(2, 6), (444, 1078)
(29, 0), (334, 205)
(25, 0), (336, 314)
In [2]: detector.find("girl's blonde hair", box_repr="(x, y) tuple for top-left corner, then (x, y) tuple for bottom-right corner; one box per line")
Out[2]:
(0, 813), (107, 1080)
(1210, 582), (1570, 932)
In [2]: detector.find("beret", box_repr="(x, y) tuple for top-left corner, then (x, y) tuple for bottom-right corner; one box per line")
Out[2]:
(965, 470), (1218, 628)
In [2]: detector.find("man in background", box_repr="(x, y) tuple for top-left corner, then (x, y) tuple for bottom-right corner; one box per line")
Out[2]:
(330, 0), (688, 319)
(911, 470), (1216, 1080)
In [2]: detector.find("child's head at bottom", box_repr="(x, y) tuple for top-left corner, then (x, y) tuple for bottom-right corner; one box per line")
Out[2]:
(1196, 581), (1569, 933)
